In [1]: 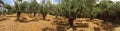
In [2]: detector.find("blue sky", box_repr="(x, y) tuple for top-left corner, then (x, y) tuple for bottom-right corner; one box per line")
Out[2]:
(2, 0), (60, 6)
(2, 0), (14, 5)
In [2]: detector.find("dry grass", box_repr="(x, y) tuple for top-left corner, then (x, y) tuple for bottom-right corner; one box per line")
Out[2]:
(0, 13), (119, 31)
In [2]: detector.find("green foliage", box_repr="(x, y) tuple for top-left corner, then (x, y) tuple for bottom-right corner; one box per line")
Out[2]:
(0, 0), (4, 4)
(4, 4), (11, 10)
(21, 1), (30, 12)
(29, 0), (39, 13)
(40, 0), (51, 15)
(57, 0), (96, 18)
(4, 0), (119, 20)
(14, 0), (23, 12)
(98, 1), (116, 16)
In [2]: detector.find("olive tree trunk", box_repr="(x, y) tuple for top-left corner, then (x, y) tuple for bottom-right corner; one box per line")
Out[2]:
(33, 12), (37, 17)
(42, 14), (47, 20)
(16, 12), (21, 21)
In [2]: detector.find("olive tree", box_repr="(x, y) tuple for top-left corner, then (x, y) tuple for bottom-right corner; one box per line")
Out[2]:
(0, 0), (4, 4)
(57, 0), (96, 29)
(97, 1), (116, 21)
(29, 0), (39, 17)
(20, 1), (30, 13)
(14, 0), (23, 21)
(40, 0), (51, 20)
(3, 4), (11, 15)
(0, 0), (4, 15)
(98, 1), (116, 16)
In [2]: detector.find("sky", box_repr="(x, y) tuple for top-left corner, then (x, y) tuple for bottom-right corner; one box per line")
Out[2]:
(2, 0), (60, 6)
(2, 0), (120, 6)
(96, 0), (120, 4)
(111, 0), (120, 2)
(2, 0), (14, 5)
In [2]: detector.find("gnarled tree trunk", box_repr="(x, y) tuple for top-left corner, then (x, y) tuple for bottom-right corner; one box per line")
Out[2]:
(16, 12), (21, 21)
(67, 16), (76, 28)
(33, 12), (37, 17)
(42, 14), (47, 20)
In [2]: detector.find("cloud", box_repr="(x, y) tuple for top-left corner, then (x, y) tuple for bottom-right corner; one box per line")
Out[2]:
(36, 0), (59, 4)
(96, 0), (120, 4)
(110, 0), (120, 2)
(14, 0), (27, 1)
(51, 0), (59, 4)
(36, 0), (42, 3)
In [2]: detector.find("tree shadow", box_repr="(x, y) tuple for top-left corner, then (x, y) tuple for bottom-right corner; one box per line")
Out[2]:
(15, 19), (30, 23)
(97, 15), (120, 31)
(52, 19), (69, 31)
(15, 17), (40, 23)
(0, 17), (7, 21)
(56, 21), (68, 31)
(102, 20), (120, 31)
(15, 17), (30, 23)
(6, 16), (16, 17)
(42, 27), (56, 31)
